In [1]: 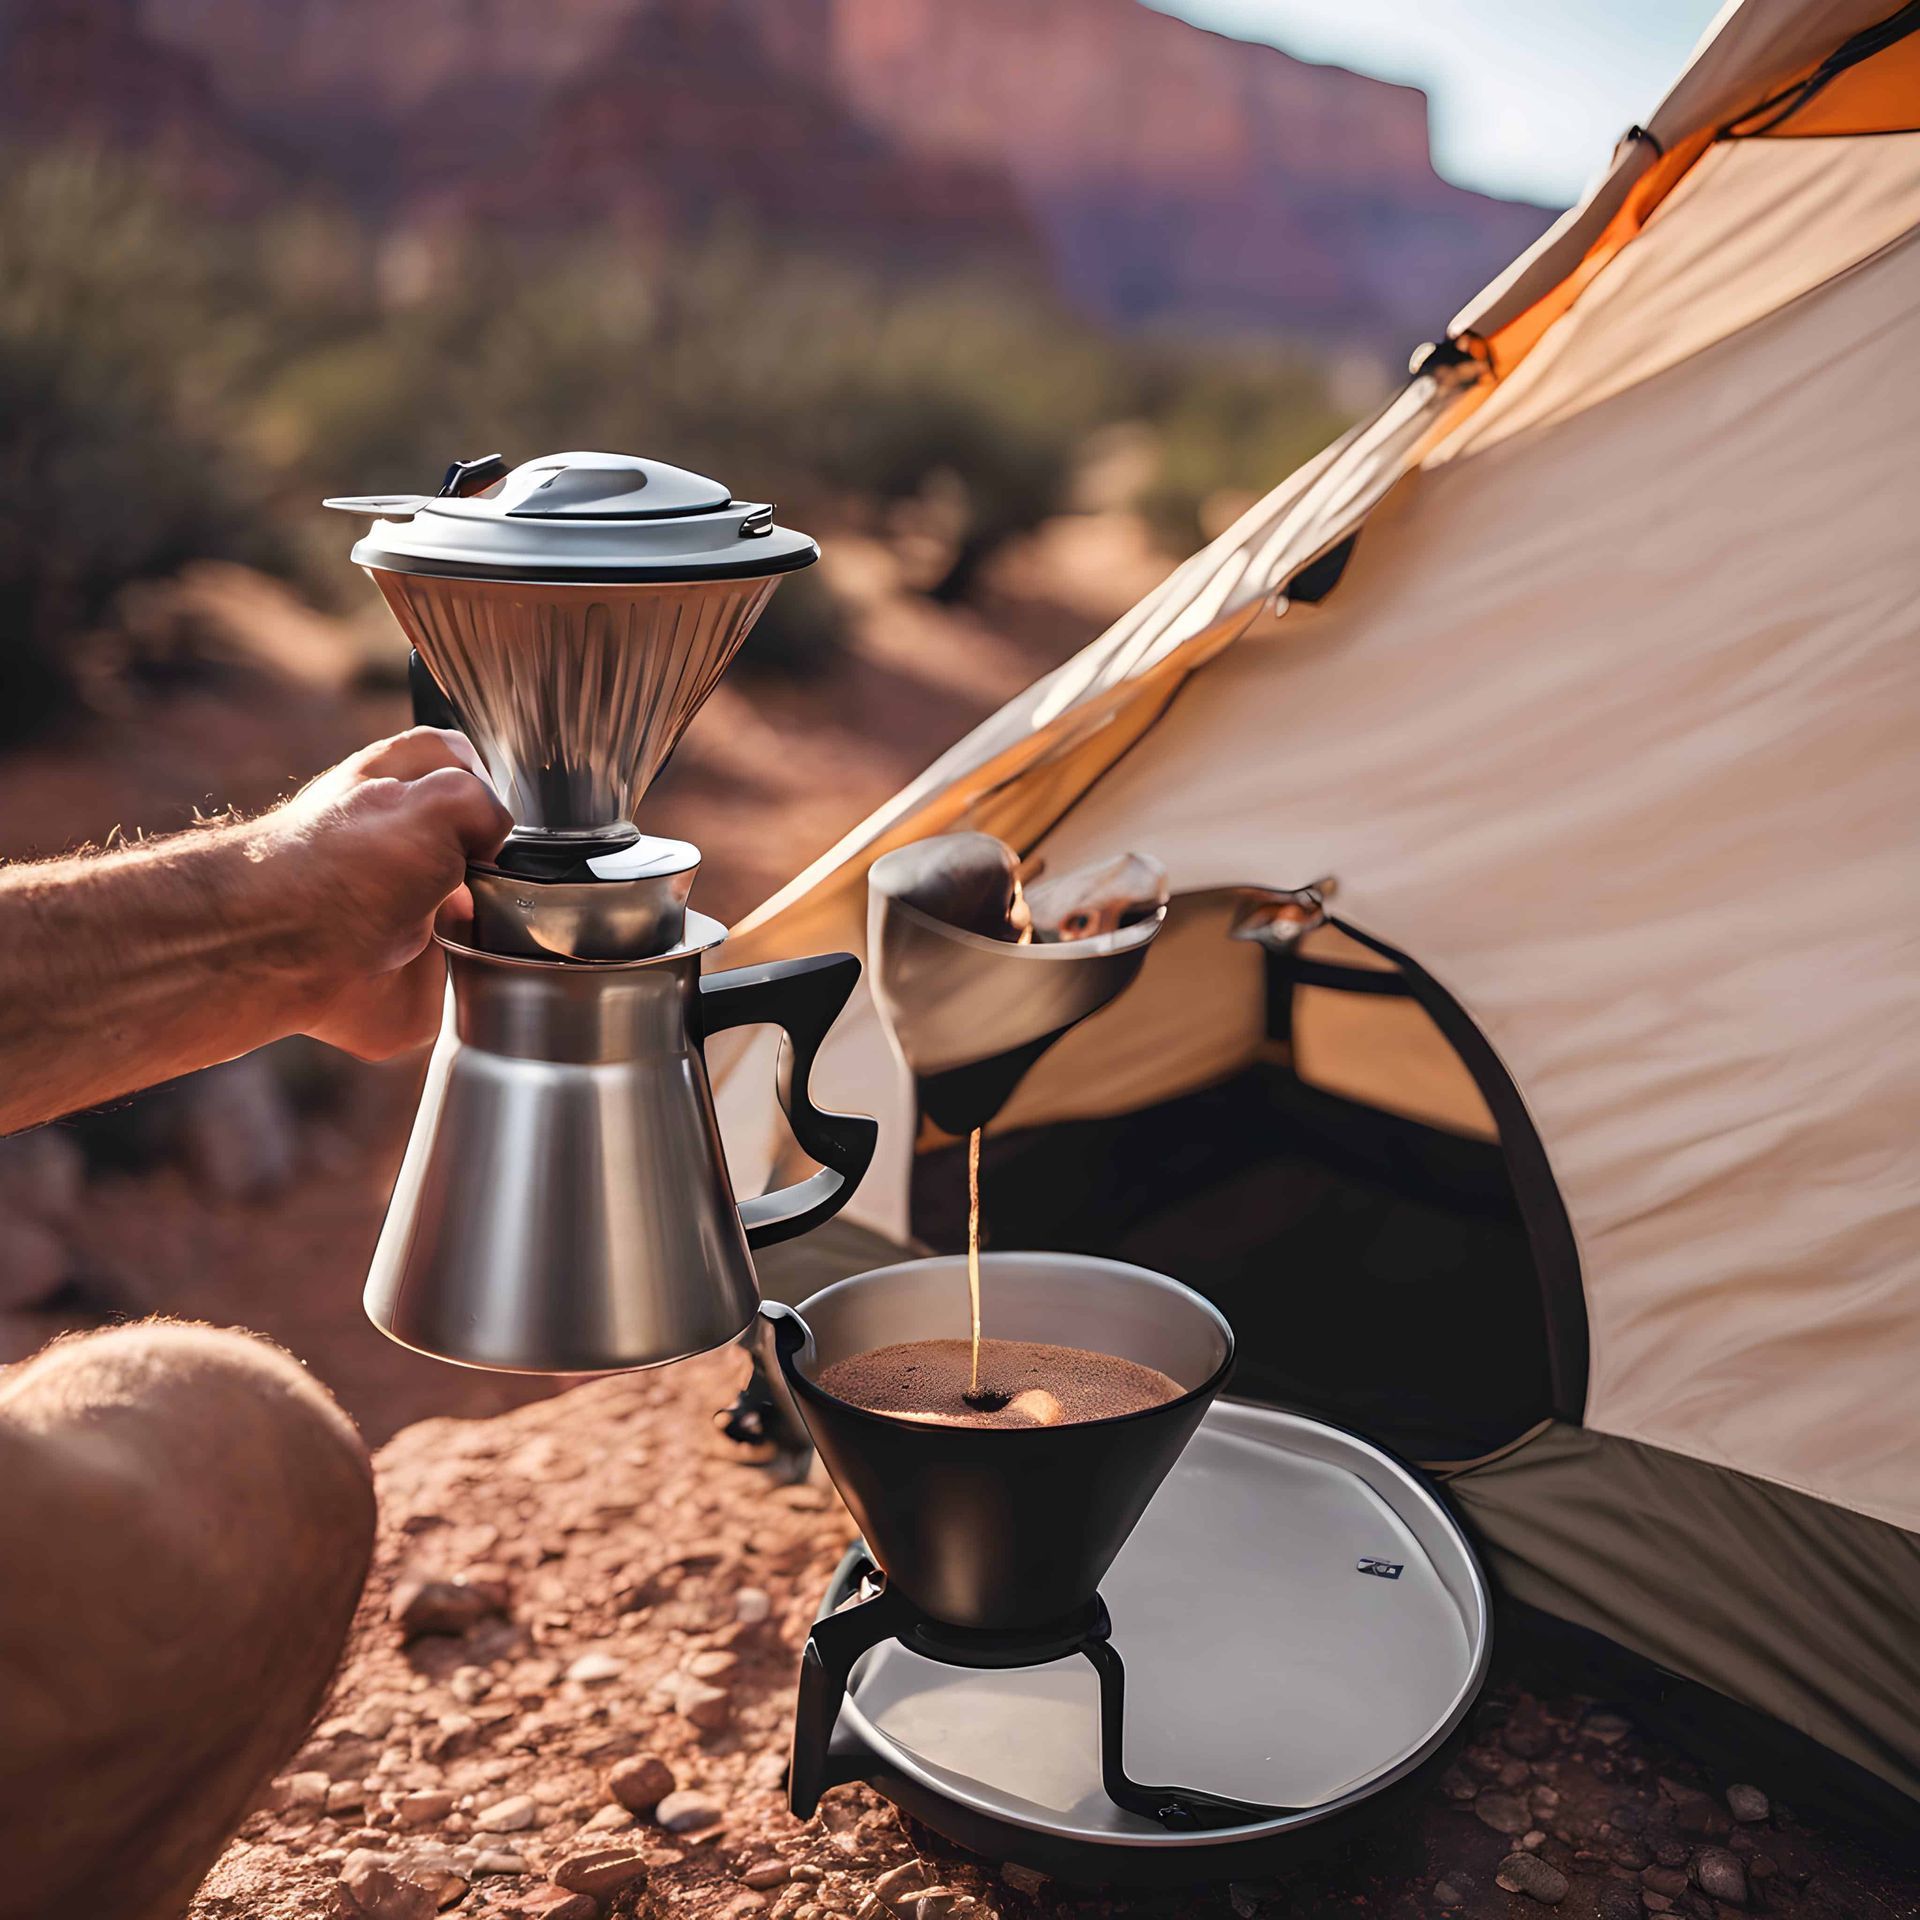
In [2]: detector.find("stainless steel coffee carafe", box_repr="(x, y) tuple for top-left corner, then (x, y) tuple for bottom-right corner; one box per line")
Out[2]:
(327, 451), (875, 1372)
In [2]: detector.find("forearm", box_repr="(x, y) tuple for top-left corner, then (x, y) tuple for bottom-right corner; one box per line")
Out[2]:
(0, 826), (323, 1134)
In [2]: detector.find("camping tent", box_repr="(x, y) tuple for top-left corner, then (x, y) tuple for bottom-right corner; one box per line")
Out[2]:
(723, 0), (1920, 1831)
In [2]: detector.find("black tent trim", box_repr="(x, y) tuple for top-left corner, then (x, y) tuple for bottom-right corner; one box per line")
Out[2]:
(1328, 919), (1590, 1424)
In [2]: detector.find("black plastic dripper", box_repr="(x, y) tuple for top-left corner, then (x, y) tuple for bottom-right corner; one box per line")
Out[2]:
(760, 1255), (1233, 1633)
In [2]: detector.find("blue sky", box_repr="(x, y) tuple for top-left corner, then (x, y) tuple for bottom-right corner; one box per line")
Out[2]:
(1147, 0), (1725, 207)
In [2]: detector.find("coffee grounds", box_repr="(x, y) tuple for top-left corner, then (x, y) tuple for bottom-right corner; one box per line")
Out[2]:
(816, 1337), (1182, 1429)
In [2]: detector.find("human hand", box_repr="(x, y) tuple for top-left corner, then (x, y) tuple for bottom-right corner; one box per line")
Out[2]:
(250, 728), (513, 1059)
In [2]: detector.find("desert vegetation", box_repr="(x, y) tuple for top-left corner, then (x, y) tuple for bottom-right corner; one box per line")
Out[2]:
(0, 149), (1362, 726)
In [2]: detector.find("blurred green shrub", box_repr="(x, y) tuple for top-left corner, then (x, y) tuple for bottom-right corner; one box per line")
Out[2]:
(1132, 347), (1357, 548)
(0, 150), (1366, 726)
(0, 154), (281, 732)
(732, 567), (847, 682)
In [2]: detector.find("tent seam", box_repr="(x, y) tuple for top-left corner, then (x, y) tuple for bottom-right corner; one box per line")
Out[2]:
(1583, 1414), (1920, 1534)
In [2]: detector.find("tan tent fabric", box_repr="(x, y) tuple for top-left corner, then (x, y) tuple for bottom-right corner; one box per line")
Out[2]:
(1030, 232), (1920, 1531)
(1442, 134), (1920, 462)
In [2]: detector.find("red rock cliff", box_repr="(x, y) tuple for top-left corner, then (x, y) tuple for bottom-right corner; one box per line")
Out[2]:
(34, 0), (1553, 345)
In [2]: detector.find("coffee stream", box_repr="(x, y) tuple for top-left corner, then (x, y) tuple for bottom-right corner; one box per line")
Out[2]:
(837, 856), (1182, 1428)
(955, 883), (1035, 1407)
(965, 1125), (987, 1399)
(819, 1092), (1184, 1430)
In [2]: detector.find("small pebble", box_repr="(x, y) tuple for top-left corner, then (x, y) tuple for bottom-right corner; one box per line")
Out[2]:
(735, 1586), (773, 1625)
(608, 1754), (676, 1813)
(1693, 1846), (1748, 1905)
(656, 1788), (725, 1834)
(677, 1678), (734, 1732)
(873, 1861), (928, 1911)
(474, 1794), (538, 1834)
(1475, 1789), (1532, 1835)
(390, 1579), (498, 1641)
(1725, 1783), (1769, 1824)
(910, 1892), (985, 1920)
(1495, 1852), (1569, 1904)
(744, 1859), (792, 1890)
(1000, 1863), (1047, 1895)
(472, 1850), (530, 1875)
(552, 1843), (651, 1896)
(352, 1700), (400, 1740)
(566, 1650), (627, 1685)
(337, 1849), (437, 1920)
(513, 1892), (596, 1920)
(275, 1771), (333, 1811)
(398, 1791), (456, 1828)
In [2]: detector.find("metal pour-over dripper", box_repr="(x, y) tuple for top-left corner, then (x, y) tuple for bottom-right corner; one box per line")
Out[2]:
(868, 833), (1170, 1133)
(332, 451), (817, 853)
(326, 452), (876, 1374)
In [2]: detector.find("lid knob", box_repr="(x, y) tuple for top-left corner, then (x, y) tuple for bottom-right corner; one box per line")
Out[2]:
(503, 453), (733, 520)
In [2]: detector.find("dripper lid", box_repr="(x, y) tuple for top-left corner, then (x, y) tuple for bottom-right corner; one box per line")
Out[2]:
(325, 451), (818, 584)
(327, 451), (816, 841)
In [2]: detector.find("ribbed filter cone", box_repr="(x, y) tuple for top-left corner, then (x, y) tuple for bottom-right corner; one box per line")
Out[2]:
(373, 570), (777, 836)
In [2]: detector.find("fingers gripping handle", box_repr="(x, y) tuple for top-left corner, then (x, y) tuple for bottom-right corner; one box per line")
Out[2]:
(700, 952), (878, 1249)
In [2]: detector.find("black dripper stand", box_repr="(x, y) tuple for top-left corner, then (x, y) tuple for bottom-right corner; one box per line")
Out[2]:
(758, 1256), (1296, 1833)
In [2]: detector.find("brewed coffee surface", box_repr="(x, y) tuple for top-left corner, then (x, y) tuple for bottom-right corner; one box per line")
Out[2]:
(817, 1337), (1181, 1429)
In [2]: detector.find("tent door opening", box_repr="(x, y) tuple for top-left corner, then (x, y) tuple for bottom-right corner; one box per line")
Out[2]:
(905, 893), (1587, 1467)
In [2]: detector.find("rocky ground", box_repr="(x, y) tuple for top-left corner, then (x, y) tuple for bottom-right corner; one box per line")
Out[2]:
(192, 1353), (1915, 1920)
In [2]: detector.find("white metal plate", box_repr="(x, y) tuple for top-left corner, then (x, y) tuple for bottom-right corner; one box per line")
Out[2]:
(841, 1398), (1489, 1849)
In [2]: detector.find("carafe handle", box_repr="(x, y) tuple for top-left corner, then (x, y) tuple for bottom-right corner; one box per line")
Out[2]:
(700, 952), (877, 1249)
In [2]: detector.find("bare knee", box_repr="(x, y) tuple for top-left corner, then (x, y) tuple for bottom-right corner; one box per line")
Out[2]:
(0, 1321), (376, 1920)
(9, 1317), (371, 1506)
